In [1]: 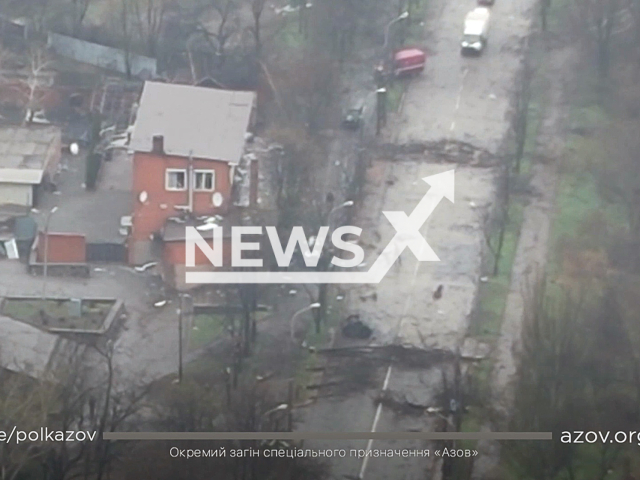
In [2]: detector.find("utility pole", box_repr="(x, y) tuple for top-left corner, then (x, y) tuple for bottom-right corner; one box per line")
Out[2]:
(42, 206), (58, 300)
(178, 294), (183, 383)
(177, 293), (192, 383)
(376, 88), (387, 136)
(287, 378), (294, 431)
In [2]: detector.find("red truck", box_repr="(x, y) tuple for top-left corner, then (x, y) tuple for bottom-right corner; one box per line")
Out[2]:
(393, 48), (426, 77)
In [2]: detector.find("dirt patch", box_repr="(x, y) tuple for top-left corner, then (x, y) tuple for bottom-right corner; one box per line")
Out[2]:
(1, 297), (114, 331)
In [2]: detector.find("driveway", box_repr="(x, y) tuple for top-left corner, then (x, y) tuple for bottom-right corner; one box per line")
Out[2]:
(391, 0), (532, 152)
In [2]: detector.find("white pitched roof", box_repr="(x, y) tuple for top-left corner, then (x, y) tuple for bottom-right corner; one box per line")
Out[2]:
(129, 82), (255, 164)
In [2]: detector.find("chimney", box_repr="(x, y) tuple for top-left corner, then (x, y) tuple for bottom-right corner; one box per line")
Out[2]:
(152, 135), (164, 154)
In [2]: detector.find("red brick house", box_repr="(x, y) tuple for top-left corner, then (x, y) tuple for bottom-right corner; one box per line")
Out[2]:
(128, 81), (256, 267)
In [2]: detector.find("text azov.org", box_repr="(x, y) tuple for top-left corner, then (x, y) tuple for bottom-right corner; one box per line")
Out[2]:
(561, 431), (640, 446)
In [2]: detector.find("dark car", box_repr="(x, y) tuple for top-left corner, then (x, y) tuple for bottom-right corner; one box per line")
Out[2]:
(342, 105), (365, 130)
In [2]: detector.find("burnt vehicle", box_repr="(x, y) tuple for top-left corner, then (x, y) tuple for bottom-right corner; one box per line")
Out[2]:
(342, 104), (365, 130)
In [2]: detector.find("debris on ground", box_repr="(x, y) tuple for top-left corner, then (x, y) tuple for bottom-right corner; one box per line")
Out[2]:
(342, 314), (373, 339)
(359, 291), (377, 302)
(375, 390), (426, 414)
(433, 284), (444, 300)
(135, 262), (157, 272)
(379, 139), (496, 165)
(460, 337), (491, 361)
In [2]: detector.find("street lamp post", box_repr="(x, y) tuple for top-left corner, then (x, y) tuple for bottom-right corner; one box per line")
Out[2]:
(290, 303), (321, 342)
(382, 11), (409, 85)
(42, 206), (58, 300)
(262, 403), (288, 418)
(327, 200), (354, 230)
(177, 293), (192, 383)
(376, 87), (388, 136)
(383, 11), (409, 51)
(259, 403), (288, 432)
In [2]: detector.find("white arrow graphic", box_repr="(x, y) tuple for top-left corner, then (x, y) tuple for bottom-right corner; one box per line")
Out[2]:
(185, 170), (455, 284)
(365, 169), (454, 283)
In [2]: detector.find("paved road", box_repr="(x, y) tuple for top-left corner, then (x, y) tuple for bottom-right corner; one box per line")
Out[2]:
(297, 0), (537, 476)
(392, 0), (532, 151)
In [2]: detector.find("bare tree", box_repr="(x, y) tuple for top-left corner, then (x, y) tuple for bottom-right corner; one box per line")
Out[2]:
(502, 278), (585, 480)
(115, 0), (135, 78)
(133, 0), (167, 57)
(483, 163), (511, 276)
(275, 53), (339, 134)
(23, 47), (52, 125)
(570, 0), (621, 79)
(249, 0), (267, 60)
(513, 55), (534, 173)
(268, 127), (323, 230)
(39, 343), (148, 480)
(238, 283), (258, 356)
(0, 342), (148, 480)
(203, 0), (240, 65)
(128, 376), (328, 480)
(540, 0), (551, 31)
(0, 372), (55, 480)
(628, 0), (640, 77)
(591, 119), (640, 269)
(71, 0), (93, 35)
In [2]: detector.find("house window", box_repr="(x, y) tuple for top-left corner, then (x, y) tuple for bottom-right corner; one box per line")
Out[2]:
(166, 169), (186, 191)
(194, 170), (215, 191)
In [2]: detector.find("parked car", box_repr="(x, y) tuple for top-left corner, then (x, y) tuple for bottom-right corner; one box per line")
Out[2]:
(393, 48), (426, 77)
(461, 7), (491, 55)
(342, 105), (365, 130)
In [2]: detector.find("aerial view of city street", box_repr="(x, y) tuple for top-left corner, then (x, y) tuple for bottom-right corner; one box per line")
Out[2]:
(1, 0), (640, 478)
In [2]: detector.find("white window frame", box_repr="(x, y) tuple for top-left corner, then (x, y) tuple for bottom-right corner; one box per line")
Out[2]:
(193, 169), (216, 192)
(165, 168), (187, 191)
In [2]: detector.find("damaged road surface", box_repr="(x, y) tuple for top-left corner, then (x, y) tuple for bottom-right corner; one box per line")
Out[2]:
(296, 0), (536, 473)
(298, 163), (496, 479)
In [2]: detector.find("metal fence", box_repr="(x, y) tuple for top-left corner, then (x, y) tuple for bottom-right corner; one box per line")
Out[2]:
(47, 32), (157, 79)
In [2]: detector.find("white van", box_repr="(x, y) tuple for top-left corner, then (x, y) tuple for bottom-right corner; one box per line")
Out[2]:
(461, 7), (490, 55)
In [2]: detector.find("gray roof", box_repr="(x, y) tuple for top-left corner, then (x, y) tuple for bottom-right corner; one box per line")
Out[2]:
(33, 149), (132, 244)
(0, 314), (61, 378)
(41, 190), (130, 243)
(0, 314), (85, 380)
(130, 82), (255, 164)
(0, 126), (61, 184)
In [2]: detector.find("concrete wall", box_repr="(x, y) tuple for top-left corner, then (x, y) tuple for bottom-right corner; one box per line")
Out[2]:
(163, 238), (232, 266)
(0, 183), (32, 207)
(47, 33), (157, 79)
